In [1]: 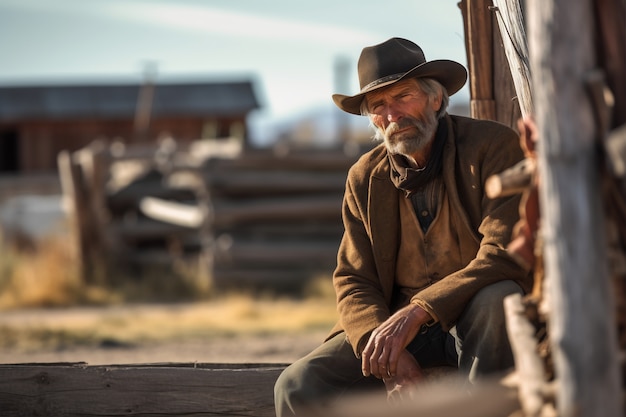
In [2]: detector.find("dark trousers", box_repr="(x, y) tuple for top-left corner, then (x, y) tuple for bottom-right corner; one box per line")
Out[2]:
(274, 280), (523, 416)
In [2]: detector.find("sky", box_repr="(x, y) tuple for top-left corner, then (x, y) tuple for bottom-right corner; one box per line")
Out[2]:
(0, 0), (469, 144)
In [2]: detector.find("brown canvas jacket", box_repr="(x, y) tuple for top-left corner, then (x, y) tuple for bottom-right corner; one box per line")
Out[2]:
(329, 114), (533, 357)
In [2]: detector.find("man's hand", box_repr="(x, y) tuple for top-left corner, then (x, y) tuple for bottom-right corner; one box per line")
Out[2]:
(361, 303), (432, 379)
(383, 349), (424, 405)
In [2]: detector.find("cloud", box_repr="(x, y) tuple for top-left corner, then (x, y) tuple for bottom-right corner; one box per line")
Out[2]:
(95, 0), (379, 47)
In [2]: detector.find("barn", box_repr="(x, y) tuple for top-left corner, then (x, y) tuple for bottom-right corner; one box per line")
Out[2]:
(0, 79), (260, 173)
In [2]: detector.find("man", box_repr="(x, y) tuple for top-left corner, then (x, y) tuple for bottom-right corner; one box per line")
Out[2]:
(274, 37), (533, 416)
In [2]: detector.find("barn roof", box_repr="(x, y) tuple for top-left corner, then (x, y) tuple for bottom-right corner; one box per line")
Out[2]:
(0, 80), (260, 122)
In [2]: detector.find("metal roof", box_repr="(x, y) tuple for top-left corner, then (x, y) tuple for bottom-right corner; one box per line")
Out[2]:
(0, 80), (260, 122)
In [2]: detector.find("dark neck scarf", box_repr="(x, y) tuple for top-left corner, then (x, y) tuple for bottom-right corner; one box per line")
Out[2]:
(388, 117), (448, 196)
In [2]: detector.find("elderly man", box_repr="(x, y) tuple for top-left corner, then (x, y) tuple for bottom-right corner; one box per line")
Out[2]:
(274, 37), (532, 416)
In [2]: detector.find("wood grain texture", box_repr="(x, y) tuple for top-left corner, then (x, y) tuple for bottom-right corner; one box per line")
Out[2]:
(0, 363), (285, 417)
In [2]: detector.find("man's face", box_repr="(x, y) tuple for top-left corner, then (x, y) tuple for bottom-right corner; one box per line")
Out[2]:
(365, 79), (441, 158)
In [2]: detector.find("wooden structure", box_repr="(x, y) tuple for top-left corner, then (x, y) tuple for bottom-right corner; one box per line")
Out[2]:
(463, 0), (626, 416)
(58, 137), (361, 290)
(200, 150), (354, 289)
(526, 1), (625, 416)
(458, 0), (522, 126)
(0, 80), (259, 173)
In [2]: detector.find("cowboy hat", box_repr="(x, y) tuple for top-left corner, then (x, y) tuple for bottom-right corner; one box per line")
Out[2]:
(332, 37), (467, 115)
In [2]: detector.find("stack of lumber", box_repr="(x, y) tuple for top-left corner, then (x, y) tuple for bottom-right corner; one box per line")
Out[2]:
(200, 149), (355, 290)
(58, 137), (364, 290)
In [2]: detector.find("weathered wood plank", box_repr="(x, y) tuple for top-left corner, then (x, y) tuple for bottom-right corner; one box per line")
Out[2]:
(527, 1), (624, 416)
(204, 150), (356, 173)
(491, 10), (523, 128)
(212, 195), (342, 227)
(492, 0), (533, 118)
(212, 267), (334, 289)
(0, 363), (479, 417)
(205, 170), (347, 197)
(504, 293), (550, 416)
(214, 239), (339, 265)
(460, 0), (496, 121)
(0, 363), (286, 417)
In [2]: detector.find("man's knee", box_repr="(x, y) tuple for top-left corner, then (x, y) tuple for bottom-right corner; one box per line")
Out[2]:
(455, 280), (524, 355)
(274, 335), (354, 416)
(274, 359), (309, 417)
(274, 362), (294, 400)
(466, 280), (523, 322)
(454, 281), (523, 377)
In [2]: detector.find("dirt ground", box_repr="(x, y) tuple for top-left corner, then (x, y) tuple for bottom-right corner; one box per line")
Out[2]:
(0, 331), (327, 365)
(0, 302), (333, 366)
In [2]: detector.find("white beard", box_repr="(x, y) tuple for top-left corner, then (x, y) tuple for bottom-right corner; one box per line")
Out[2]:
(375, 107), (439, 157)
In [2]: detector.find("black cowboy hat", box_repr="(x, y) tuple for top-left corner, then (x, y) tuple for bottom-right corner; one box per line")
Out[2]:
(332, 37), (467, 115)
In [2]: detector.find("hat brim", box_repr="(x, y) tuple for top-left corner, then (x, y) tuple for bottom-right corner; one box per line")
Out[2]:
(332, 60), (467, 115)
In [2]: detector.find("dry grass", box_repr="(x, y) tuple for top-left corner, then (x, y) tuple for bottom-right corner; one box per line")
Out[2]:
(0, 234), (124, 309)
(0, 234), (339, 352)
(0, 295), (338, 352)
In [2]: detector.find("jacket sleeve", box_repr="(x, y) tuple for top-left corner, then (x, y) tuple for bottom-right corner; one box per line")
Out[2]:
(411, 121), (533, 331)
(333, 163), (392, 357)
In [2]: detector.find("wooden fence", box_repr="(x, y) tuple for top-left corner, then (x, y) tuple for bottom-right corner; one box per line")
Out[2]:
(58, 137), (364, 291)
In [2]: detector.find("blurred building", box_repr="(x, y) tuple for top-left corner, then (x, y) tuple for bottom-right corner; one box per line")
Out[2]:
(0, 80), (260, 173)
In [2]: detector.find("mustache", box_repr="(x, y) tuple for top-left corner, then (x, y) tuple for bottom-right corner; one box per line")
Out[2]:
(385, 117), (424, 136)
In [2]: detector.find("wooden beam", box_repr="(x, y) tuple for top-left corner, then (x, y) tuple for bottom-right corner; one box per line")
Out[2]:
(527, 1), (623, 416)
(214, 240), (339, 266)
(0, 364), (475, 417)
(504, 293), (552, 416)
(205, 171), (347, 197)
(205, 150), (356, 173)
(0, 363), (285, 417)
(211, 195), (342, 227)
(460, 0), (496, 120)
(492, 0), (533, 118)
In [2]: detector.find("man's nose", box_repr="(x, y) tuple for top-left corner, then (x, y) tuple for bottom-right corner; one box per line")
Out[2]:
(386, 102), (403, 123)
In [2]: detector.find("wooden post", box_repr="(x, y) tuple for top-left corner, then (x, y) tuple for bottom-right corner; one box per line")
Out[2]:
(503, 293), (551, 416)
(57, 150), (91, 283)
(459, 0), (522, 126)
(459, 0), (497, 120)
(76, 141), (113, 284)
(527, 1), (623, 416)
(491, 0), (533, 118)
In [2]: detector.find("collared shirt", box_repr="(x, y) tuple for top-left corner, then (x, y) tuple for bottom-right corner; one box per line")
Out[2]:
(409, 178), (443, 232)
(392, 184), (467, 320)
